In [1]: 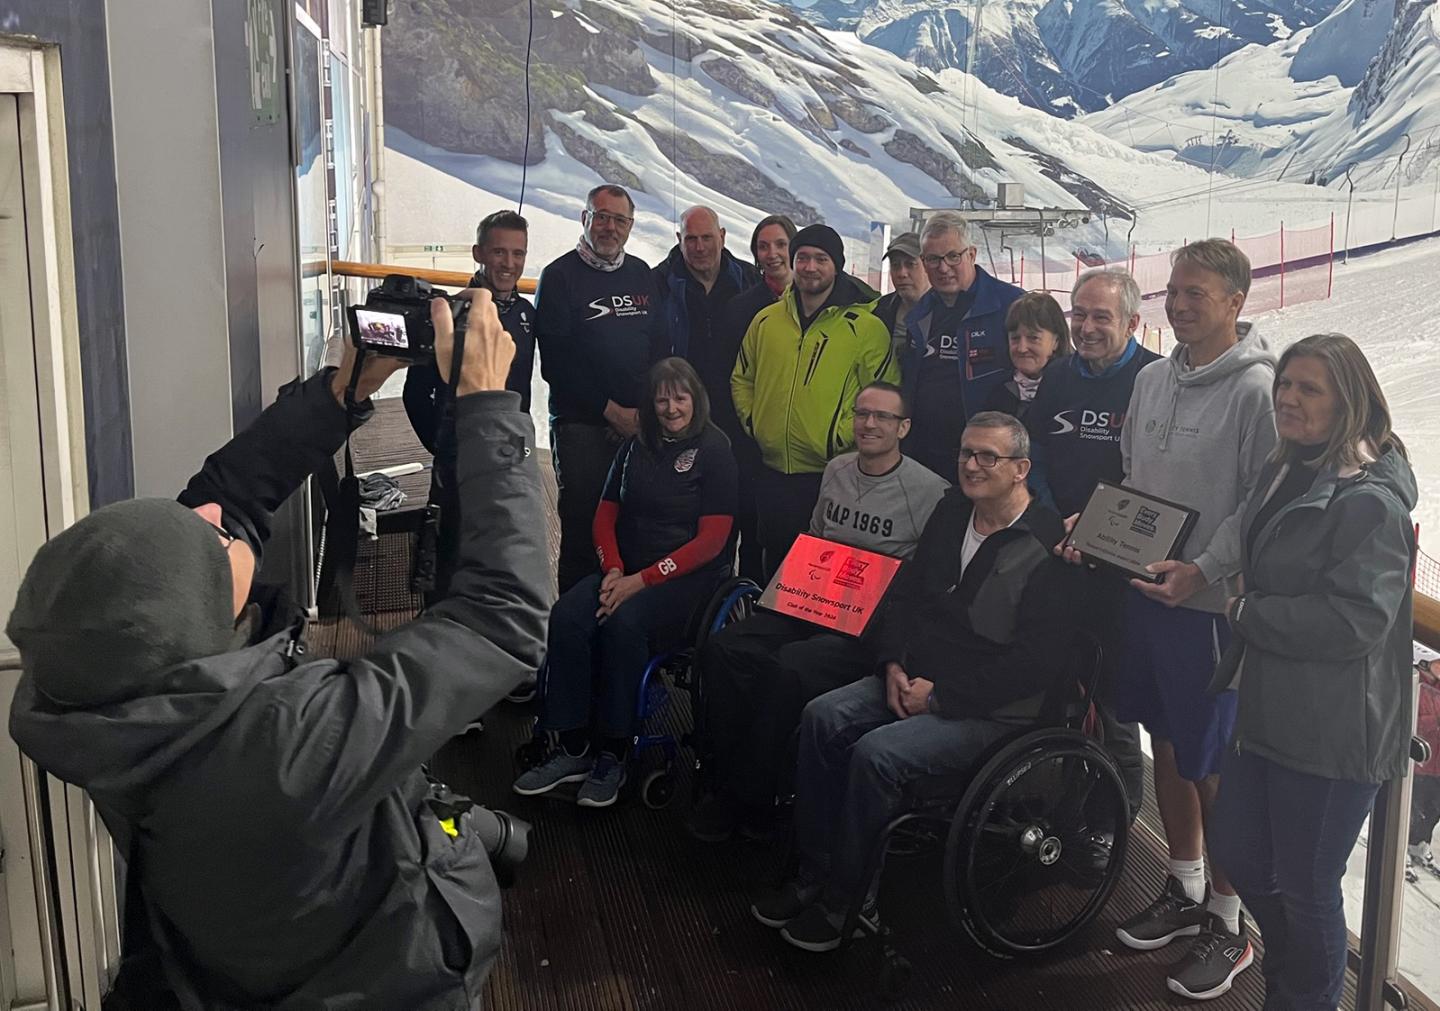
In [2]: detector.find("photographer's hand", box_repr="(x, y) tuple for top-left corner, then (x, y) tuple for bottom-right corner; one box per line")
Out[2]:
(434, 290), (516, 395)
(330, 339), (406, 406)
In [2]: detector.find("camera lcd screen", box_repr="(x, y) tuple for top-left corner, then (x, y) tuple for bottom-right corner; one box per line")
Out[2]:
(355, 309), (410, 349)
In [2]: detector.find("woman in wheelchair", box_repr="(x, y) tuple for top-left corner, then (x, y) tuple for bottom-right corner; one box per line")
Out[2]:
(514, 358), (737, 808)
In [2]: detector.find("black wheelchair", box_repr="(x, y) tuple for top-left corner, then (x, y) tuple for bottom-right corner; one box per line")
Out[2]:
(819, 635), (1132, 994)
(513, 576), (764, 809)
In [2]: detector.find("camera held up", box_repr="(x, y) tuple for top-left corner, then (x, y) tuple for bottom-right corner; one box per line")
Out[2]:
(346, 274), (472, 363)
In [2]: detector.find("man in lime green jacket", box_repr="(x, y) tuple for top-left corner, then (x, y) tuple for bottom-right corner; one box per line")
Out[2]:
(732, 224), (899, 576)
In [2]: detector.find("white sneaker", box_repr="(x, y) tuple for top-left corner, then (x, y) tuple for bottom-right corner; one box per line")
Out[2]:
(1409, 841), (1434, 866)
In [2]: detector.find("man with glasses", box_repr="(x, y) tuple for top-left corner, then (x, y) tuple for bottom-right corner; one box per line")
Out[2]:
(8, 296), (549, 1008)
(536, 183), (668, 592)
(751, 411), (1078, 951)
(732, 224), (899, 577)
(901, 211), (1024, 478)
(690, 382), (948, 843)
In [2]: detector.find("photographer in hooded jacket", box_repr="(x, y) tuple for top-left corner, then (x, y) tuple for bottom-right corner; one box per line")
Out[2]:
(7, 291), (547, 1010)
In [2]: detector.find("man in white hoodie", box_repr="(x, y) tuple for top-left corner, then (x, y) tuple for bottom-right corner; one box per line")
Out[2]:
(1106, 240), (1277, 1001)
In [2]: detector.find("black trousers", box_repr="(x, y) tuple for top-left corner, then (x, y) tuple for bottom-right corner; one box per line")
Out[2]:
(699, 610), (875, 808)
(734, 457), (764, 584)
(553, 421), (622, 594)
(754, 466), (823, 581)
(1086, 570), (1145, 818)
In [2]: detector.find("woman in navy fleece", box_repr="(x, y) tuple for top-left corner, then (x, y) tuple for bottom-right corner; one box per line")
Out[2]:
(514, 357), (738, 808)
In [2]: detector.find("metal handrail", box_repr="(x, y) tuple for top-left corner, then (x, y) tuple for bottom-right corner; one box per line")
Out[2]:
(19, 757), (67, 1011)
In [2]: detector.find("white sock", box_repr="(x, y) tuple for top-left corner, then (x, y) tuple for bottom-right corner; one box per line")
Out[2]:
(1169, 857), (1207, 904)
(1208, 891), (1242, 935)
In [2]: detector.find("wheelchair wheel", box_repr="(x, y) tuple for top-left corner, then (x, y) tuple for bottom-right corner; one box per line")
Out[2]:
(640, 769), (675, 810)
(693, 577), (762, 653)
(943, 728), (1130, 959)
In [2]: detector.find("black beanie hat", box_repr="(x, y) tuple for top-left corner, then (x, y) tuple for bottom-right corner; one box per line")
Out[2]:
(790, 224), (845, 272)
(5, 498), (237, 708)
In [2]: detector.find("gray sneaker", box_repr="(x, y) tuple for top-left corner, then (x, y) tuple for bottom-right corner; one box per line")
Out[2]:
(512, 749), (592, 797)
(1115, 875), (1208, 950)
(1166, 913), (1254, 1001)
(575, 753), (627, 808)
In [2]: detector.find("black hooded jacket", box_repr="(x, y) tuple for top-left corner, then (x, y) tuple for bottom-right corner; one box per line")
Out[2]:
(9, 370), (549, 1009)
(869, 490), (1079, 719)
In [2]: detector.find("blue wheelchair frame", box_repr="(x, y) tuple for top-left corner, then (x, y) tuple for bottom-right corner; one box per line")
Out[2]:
(629, 579), (763, 808)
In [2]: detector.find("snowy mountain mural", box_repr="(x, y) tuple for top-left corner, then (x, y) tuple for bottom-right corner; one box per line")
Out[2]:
(383, 0), (1282, 254)
(1087, 0), (1439, 190)
(780, 0), (1346, 116)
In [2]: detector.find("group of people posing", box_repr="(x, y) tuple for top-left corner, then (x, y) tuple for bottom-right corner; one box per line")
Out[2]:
(406, 185), (1419, 1011)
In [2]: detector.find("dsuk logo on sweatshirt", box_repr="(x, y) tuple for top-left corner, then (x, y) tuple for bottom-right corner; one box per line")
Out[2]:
(1051, 409), (1127, 442)
(585, 293), (653, 320)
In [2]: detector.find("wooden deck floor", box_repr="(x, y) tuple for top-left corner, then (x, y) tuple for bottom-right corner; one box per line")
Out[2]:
(312, 412), (1359, 1011)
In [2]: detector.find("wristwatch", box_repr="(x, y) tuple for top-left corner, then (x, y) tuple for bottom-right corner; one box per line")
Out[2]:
(1230, 594), (1248, 625)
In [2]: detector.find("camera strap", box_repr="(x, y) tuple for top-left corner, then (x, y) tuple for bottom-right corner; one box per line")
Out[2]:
(316, 353), (380, 634)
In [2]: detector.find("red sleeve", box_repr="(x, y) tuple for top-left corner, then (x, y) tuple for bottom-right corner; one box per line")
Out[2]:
(593, 499), (624, 573)
(640, 515), (734, 586)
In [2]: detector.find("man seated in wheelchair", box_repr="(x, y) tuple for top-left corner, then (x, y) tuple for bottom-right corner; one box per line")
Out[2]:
(513, 358), (738, 808)
(752, 411), (1081, 952)
(689, 382), (949, 842)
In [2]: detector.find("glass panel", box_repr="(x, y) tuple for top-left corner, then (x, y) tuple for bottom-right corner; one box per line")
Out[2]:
(330, 53), (356, 263)
(1400, 647), (1440, 1003)
(294, 11), (329, 376)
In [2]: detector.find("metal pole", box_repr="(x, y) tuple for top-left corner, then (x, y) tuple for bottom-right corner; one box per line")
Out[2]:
(1279, 221), (1285, 309)
(1356, 670), (1420, 1010)
(1327, 212), (1334, 299)
(1391, 133), (1410, 241)
(1431, 164), (1439, 234)
(20, 759), (68, 1011)
(1344, 165), (1357, 265)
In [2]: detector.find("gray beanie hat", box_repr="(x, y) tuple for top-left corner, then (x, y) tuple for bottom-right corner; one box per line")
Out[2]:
(5, 498), (237, 708)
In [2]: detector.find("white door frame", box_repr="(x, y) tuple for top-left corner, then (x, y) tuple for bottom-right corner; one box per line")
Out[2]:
(0, 36), (117, 1011)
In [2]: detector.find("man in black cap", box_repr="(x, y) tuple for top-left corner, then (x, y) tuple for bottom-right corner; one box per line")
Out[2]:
(872, 231), (930, 360)
(7, 295), (548, 1009)
(731, 224), (899, 575)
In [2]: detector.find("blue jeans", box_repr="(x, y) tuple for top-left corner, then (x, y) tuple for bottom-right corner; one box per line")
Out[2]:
(1211, 747), (1379, 1011)
(539, 569), (720, 739)
(794, 678), (1009, 909)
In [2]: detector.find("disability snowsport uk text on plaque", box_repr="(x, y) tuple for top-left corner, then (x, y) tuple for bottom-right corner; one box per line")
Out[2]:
(1068, 482), (1199, 582)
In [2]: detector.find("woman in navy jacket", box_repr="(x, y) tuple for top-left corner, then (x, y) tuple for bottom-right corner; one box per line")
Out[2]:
(514, 358), (738, 808)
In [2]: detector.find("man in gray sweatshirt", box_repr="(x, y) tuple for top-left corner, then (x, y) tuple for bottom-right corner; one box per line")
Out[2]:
(690, 382), (948, 842)
(1107, 240), (1277, 1002)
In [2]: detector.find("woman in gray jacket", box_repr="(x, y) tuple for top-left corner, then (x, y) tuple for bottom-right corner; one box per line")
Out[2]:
(1209, 332), (1416, 1011)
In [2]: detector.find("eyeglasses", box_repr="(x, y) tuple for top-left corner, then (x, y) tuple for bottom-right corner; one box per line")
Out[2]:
(959, 448), (1025, 468)
(853, 409), (905, 424)
(585, 210), (634, 228)
(920, 249), (973, 270)
(205, 521), (237, 549)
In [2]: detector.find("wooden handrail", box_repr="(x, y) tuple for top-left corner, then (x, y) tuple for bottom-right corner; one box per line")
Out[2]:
(310, 259), (1440, 649)
(313, 259), (538, 294)
(1416, 591), (1440, 651)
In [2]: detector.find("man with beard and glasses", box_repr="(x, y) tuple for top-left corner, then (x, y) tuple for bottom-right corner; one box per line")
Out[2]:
(535, 184), (669, 593)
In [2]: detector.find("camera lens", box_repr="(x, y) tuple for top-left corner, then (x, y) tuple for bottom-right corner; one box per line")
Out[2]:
(469, 807), (531, 886)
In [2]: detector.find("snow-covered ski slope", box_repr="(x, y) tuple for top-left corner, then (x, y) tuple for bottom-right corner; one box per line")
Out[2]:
(1248, 236), (1440, 547)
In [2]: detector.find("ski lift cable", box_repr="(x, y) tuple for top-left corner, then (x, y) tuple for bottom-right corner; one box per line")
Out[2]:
(517, 0), (535, 215)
